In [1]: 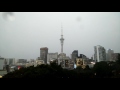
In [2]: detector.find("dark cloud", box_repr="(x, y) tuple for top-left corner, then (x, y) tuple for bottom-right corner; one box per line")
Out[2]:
(0, 12), (120, 59)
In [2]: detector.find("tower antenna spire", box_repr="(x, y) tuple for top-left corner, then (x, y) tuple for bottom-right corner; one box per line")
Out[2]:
(61, 22), (63, 36)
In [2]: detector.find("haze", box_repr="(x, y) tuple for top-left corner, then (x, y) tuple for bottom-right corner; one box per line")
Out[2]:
(0, 12), (120, 60)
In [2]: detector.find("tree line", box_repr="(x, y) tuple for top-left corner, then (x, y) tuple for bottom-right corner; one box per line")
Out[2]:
(2, 54), (120, 78)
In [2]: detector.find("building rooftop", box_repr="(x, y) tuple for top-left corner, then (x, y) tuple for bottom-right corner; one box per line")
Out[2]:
(40, 47), (48, 50)
(48, 53), (58, 54)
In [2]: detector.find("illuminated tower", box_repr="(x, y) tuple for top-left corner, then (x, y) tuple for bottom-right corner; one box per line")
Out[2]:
(60, 23), (64, 54)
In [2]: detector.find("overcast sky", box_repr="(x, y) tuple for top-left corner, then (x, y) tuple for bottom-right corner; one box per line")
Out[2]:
(0, 12), (120, 60)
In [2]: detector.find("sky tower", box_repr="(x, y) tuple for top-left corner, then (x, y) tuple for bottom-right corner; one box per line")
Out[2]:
(60, 23), (64, 54)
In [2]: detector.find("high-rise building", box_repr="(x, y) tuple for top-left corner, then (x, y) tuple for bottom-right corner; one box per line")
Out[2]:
(94, 45), (106, 62)
(47, 52), (58, 64)
(72, 50), (78, 63)
(106, 49), (114, 61)
(40, 47), (48, 64)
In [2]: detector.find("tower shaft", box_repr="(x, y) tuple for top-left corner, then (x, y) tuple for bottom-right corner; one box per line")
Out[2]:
(61, 44), (63, 53)
(60, 23), (64, 54)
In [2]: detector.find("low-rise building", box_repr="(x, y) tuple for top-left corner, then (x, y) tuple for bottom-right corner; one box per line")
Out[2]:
(69, 60), (74, 69)
(61, 56), (70, 69)
(34, 60), (44, 67)
(5, 58), (15, 66)
(111, 53), (120, 61)
(16, 59), (27, 65)
(0, 70), (7, 77)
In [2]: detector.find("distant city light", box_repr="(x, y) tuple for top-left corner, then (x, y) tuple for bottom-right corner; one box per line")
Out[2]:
(0, 75), (2, 78)
(18, 66), (21, 70)
(91, 62), (95, 64)
(74, 64), (76, 68)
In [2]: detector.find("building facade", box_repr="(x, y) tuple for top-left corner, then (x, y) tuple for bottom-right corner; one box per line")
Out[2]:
(72, 50), (78, 63)
(16, 59), (27, 65)
(75, 57), (86, 69)
(0, 57), (4, 70)
(94, 45), (106, 62)
(34, 60), (45, 67)
(40, 47), (48, 64)
(111, 53), (120, 62)
(76, 57), (83, 67)
(69, 60), (74, 69)
(58, 53), (66, 65)
(106, 49), (114, 61)
(47, 52), (58, 64)
(79, 54), (87, 59)
(5, 58), (15, 66)
(62, 56), (70, 69)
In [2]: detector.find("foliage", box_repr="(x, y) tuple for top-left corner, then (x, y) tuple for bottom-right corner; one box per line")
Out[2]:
(3, 56), (120, 78)
(93, 61), (113, 78)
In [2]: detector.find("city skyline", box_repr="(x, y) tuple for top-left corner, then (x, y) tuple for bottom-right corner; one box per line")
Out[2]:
(0, 12), (120, 59)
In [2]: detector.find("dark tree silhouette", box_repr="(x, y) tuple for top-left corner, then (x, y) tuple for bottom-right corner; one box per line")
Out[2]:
(93, 61), (112, 78)
(3, 58), (120, 78)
